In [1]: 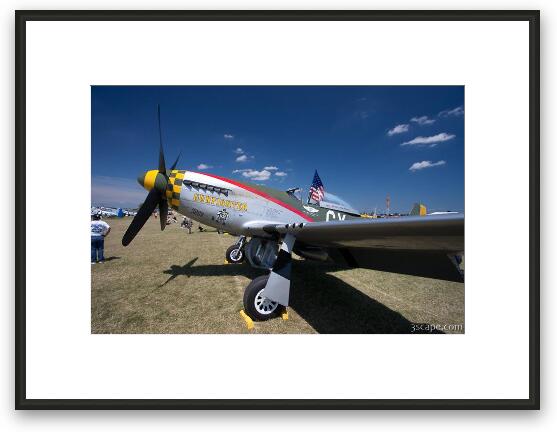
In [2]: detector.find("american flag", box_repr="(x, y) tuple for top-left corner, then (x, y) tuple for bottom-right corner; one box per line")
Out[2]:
(308, 170), (325, 203)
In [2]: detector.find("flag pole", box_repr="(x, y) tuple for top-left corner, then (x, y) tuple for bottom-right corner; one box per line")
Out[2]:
(307, 169), (316, 204)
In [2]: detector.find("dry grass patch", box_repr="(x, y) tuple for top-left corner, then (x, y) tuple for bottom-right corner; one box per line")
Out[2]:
(92, 217), (464, 334)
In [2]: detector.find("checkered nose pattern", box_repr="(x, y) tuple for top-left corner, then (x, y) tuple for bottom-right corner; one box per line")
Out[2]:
(165, 170), (186, 210)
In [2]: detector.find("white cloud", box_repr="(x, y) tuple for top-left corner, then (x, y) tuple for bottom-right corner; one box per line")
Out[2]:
(224, 134), (234, 139)
(401, 132), (455, 147)
(235, 154), (248, 162)
(234, 167), (284, 180)
(387, 124), (409, 136)
(409, 160), (446, 171)
(439, 105), (464, 117)
(410, 115), (436, 125)
(234, 147), (244, 154)
(197, 163), (212, 170)
(240, 169), (271, 181)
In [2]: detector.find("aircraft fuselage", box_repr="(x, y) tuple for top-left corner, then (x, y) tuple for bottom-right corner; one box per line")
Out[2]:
(139, 169), (359, 235)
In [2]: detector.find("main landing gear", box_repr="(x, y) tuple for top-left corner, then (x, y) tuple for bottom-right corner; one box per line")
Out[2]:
(226, 234), (295, 321)
(242, 234), (296, 321)
(225, 236), (246, 264)
(243, 274), (282, 320)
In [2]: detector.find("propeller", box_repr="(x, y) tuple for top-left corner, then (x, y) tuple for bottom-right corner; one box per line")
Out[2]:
(122, 189), (161, 246)
(170, 151), (181, 171)
(157, 105), (166, 173)
(122, 105), (177, 246)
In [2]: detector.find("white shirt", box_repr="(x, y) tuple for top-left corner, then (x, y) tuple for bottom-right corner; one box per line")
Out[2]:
(91, 220), (110, 238)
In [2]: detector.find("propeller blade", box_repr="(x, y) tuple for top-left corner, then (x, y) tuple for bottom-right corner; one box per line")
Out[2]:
(157, 104), (166, 173)
(159, 199), (168, 231)
(170, 151), (181, 171)
(122, 189), (161, 246)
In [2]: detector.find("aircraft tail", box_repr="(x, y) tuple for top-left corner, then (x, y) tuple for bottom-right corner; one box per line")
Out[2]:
(410, 202), (427, 216)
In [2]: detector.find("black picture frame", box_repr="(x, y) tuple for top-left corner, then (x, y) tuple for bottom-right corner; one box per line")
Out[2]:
(15, 9), (540, 410)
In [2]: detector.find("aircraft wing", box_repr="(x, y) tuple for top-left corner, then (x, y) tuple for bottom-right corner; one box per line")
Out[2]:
(263, 214), (464, 252)
(261, 214), (464, 281)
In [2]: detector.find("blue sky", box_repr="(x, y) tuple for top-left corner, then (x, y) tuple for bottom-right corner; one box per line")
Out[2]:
(92, 86), (464, 213)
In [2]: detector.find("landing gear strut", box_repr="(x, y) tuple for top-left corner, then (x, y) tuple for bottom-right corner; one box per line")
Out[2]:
(242, 234), (296, 321)
(226, 235), (246, 264)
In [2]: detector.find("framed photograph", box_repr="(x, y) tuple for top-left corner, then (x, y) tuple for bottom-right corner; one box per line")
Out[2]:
(15, 10), (539, 409)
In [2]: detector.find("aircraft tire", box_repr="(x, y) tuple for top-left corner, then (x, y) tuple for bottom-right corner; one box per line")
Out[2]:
(226, 245), (245, 264)
(243, 275), (282, 321)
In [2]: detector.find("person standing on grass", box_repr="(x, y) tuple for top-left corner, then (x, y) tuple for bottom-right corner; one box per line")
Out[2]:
(181, 216), (193, 234)
(91, 213), (110, 264)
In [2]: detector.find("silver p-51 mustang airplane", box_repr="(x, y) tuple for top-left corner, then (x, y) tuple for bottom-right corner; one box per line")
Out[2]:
(122, 107), (464, 321)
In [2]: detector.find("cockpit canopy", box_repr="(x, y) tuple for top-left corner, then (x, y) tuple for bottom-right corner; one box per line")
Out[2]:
(286, 187), (303, 202)
(286, 187), (359, 215)
(319, 192), (360, 214)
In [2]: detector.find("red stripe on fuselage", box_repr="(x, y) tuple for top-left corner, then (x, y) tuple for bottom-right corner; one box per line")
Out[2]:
(191, 172), (314, 222)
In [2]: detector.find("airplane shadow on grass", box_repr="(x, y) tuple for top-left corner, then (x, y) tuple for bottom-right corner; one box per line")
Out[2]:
(159, 257), (265, 287)
(289, 262), (444, 334)
(160, 258), (443, 334)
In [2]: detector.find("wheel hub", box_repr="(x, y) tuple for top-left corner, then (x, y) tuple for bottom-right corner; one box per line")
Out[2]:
(254, 288), (278, 315)
(230, 248), (242, 261)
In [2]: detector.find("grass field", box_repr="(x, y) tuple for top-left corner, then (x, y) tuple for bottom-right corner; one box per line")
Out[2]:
(91, 217), (464, 334)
